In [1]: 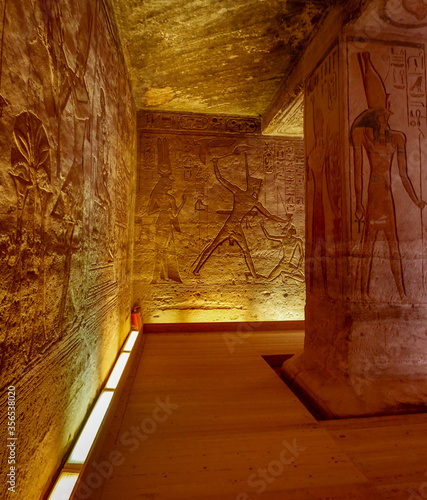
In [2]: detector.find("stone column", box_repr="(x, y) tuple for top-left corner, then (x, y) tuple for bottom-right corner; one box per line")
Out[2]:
(282, 1), (427, 418)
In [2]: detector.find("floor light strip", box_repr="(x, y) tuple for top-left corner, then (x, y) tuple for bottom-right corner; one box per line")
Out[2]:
(47, 328), (140, 499)
(105, 352), (131, 389)
(47, 472), (79, 500)
(123, 330), (139, 352)
(67, 391), (114, 465)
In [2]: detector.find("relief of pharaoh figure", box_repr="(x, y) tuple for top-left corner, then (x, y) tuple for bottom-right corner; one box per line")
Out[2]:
(193, 148), (288, 278)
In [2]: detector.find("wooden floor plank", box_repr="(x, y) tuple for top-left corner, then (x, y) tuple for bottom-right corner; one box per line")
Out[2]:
(72, 330), (427, 500)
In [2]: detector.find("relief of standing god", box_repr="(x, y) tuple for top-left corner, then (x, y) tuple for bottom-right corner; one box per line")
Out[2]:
(351, 52), (426, 299)
(148, 138), (186, 284)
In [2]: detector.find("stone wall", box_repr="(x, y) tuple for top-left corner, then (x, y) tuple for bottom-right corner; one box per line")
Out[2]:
(0, 0), (136, 498)
(134, 111), (305, 323)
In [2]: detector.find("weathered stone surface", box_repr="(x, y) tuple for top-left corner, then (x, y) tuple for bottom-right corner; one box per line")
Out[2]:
(111, 0), (335, 116)
(0, 0), (136, 498)
(134, 111), (305, 323)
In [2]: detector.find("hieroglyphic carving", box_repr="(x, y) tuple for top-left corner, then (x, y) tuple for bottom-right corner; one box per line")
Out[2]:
(0, 2), (135, 498)
(178, 115), (209, 130)
(138, 111), (261, 135)
(306, 99), (328, 294)
(193, 147), (288, 279)
(350, 49), (426, 299)
(51, 143), (85, 327)
(295, 145), (305, 208)
(33, 0), (93, 178)
(284, 145), (296, 212)
(391, 47), (406, 89)
(325, 132), (341, 276)
(0, 0), (135, 368)
(407, 50), (426, 128)
(264, 144), (274, 174)
(135, 122), (305, 322)
(148, 138), (186, 283)
(225, 117), (258, 134)
(305, 44), (341, 296)
(92, 88), (113, 264)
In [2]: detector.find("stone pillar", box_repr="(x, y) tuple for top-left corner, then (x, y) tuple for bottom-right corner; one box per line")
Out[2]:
(282, 1), (427, 418)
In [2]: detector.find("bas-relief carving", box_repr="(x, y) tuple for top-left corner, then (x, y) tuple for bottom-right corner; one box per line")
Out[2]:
(193, 146), (289, 279)
(148, 138), (186, 284)
(0, 2), (135, 498)
(260, 222), (304, 283)
(6, 112), (53, 362)
(305, 45), (341, 298)
(348, 41), (426, 301)
(135, 123), (305, 322)
(0, 0), (134, 378)
(138, 111), (261, 135)
(31, 0), (93, 178)
(380, 0), (427, 28)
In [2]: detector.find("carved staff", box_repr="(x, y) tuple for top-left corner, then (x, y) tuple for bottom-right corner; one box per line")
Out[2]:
(420, 131), (425, 291)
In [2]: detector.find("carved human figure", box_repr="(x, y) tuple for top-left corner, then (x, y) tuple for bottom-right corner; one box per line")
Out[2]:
(33, 0), (92, 176)
(148, 177), (186, 284)
(193, 152), (287, 278)
(352, 52), (426, 299)
(261, 222), (304, 283)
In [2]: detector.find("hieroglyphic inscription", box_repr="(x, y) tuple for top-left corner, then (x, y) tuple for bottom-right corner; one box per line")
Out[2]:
(135, 119), (305, 323)
(305, 44), (341, 296)
(138, 111), (261, 135)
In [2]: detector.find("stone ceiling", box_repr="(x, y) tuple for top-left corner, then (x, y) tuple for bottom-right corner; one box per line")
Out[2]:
(111, 0), (336, 117)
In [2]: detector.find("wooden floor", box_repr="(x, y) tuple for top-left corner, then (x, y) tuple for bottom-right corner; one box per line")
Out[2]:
(73, 330), (427, 500)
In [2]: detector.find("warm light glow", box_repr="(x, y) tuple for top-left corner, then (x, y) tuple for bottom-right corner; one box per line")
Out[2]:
(123, 331), (138, 352)
(67, 391), (114, 465)
(48, 472), (79, 500)
(105, 352), (130, 389)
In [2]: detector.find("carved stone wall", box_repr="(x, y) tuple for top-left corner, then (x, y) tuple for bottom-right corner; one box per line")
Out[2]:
(134, 111), (305, 323)
(0, 0), (136, 498)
